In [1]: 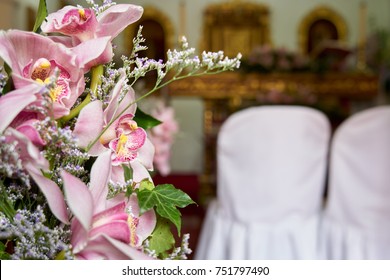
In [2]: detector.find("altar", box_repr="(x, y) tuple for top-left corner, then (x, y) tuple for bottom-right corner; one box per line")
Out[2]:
(169, 72), (379, 200)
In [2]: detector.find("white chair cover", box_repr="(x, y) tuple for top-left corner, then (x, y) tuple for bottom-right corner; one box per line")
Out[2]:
(320, 106), (390, 259)
(195, 106), (331, 259)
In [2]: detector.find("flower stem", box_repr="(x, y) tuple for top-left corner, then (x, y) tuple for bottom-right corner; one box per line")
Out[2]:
(59, 65), (104, 124)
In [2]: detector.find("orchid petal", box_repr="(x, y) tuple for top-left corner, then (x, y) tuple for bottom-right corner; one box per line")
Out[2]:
(71, 36), (112, 71)
(77, 234), (153, 260)
(99, 124), (117, 145)
(89, 150), (112, 213)
(127, 128), (147, 150)
(92, 201), (126, 223)
(70, 219), (89, 254)
(0, 85), (39, 133)
(16, 119), (46, 147)
(61, 170), (93, 231)
(130, 160), (152, 183)
(137, 138), (155, 170)
(73, 100), (106, 155)
(104, 70), (136, 123)
(25, 163), (69, 224)
(110, 165), (126, 184)
(5, 128), (48, 169)
(128, 194), (156, 243)
(96, 4), (143, 40)
(46, 35), (74, 47)
(90, 221), (130, 244)
(52, 102), (71, 119)
(100, 234), (154, 260)
(106, 193), (126, 209)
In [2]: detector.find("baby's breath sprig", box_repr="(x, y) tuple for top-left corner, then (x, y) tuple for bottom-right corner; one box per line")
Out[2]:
(0, 136), (30, 187)
(93, 63), (121, 106)
(0, 207), (72, 260)
(36, 118), (90, 185)
(107, 179), (134, 199)
(164, 233), (192, 260)
(84, 0), (116, 15)
(86, 33), (241, 153)
(122, 34), (241, 93)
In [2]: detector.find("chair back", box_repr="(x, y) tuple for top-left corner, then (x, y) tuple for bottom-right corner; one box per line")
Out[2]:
(195, 105), (331, 259)
(217, 105), (330, 223)
(322, 105), (390, 259)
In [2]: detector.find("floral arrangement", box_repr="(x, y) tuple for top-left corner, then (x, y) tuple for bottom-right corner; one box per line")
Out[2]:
(242, 45), (310, 73)
(256, 87), (317, 106)
(0, 0), (240, 260)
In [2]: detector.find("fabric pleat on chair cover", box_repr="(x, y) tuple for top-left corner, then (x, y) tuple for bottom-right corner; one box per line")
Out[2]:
(195, 106), (331, 259)
(320, 105), (390, 259)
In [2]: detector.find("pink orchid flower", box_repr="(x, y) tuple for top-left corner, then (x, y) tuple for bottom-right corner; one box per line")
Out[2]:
(61, 151), (156, 259)
(0, 82), (43, 134)
(41, 6), (98, 43)
(8, 112), (45, 147)
(41, 4), (143, 69)
(0, 30), (87, 119)
(108, 193), (157, 248)
(73, 70), (154, 183)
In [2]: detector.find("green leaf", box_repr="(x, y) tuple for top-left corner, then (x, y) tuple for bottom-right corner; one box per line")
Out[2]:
(122, 164), (133, 182)
(125, 186), (133, 198)
(0, 185), (15, 220)
(0, 242), (11, 260)
(139, 179), (154, 191)
(148, 217), (175, 256)
(136, 184), (195, 235)
(133, 108), (162, 129)
(55, 250), (66, 260)
(33, 0), (48, 33)
(2, 63), (14, 94)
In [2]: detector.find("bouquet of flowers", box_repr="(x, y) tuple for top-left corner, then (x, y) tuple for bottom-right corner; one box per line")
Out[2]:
(242, 45), (310, 73)
(0, 0), (240, 260)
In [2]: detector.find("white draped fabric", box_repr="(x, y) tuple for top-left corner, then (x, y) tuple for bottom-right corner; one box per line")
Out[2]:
(195, 106), (331, 259)
(320, 106), (390, 259)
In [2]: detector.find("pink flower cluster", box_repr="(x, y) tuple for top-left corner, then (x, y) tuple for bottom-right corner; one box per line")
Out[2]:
(0, 4), (157, 259)
(149, 101), (179, 176)
(246, 45), (310, 73)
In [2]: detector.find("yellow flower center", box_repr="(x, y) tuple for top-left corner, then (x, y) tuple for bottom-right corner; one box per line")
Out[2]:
(35, 77), (64, 102)
(31, 59), (51, 81)
(127, 215), (138, 247)
(78, 9), (87, 21)
(130, 122), (138, 131)
(116, 134), (128, 155)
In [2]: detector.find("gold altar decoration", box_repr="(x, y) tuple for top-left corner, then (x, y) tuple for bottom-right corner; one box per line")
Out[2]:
(169, 72), (379, 200)
(200, 0), (271, 58)
(298, 5), (348, 54)
(169, 72), (378, 100)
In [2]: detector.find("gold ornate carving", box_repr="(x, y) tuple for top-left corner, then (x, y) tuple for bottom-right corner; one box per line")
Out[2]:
(298, 5), (348, 54)
(200, 1), (271, 58)
(169, 72), (378, 100)
(123, 6), (174, 58)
